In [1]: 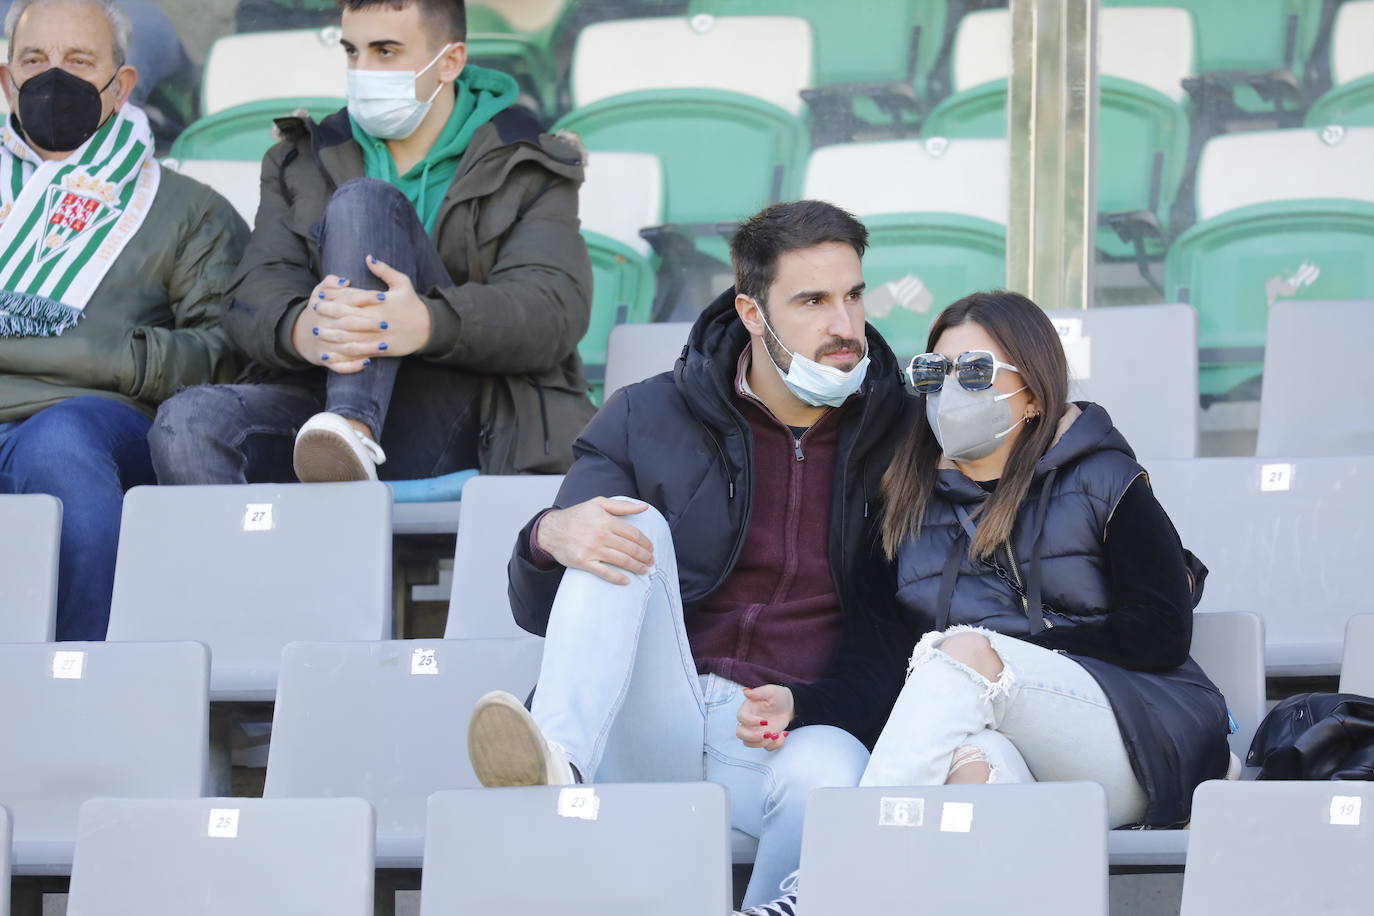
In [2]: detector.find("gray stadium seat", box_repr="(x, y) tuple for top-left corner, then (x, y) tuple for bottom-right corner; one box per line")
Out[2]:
(419, 783), (731, 915)
(1106, 611), (1264, 868)
(1145, 456), (1373, 676)
(66, 797), (374, 916)
(264, 638), (544, 868)
(0, 494), (60, 642)
(106, 483), (393, 700)
(0, 804), (10, 916)
(0, 641), (208, 875)
(800, 783), (1108, 914)
(1256, 300), (1374, 458)
(604, 322), (693, 400)
(1340, 614), (1374, 696)
(444, 475), (564, 639)
(1044, 305), (1199, 459)
(1181, 781), (1373, 915)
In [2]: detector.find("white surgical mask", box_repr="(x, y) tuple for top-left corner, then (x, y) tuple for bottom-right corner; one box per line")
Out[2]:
(926, 380), (1027, 461)
(346, 43), (453, 140)
(757, 307), (869, 408)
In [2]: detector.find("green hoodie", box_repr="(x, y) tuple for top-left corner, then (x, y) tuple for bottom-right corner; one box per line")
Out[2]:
(351, 64), (519, 234)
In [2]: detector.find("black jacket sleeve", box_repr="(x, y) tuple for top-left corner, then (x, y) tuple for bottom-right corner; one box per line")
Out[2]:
(784, 532), (917, 748)
(507, 388), (639, 636)
(1026, 476), (1193, 671)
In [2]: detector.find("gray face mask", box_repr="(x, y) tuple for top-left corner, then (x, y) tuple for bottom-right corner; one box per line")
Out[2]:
(925, 380), (1027, 461)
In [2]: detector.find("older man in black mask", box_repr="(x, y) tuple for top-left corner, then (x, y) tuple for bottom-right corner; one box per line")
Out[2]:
(0, 0), (246, 640)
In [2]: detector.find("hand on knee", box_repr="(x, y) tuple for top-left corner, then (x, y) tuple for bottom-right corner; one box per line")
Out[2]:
(937, 631), (1005, 681)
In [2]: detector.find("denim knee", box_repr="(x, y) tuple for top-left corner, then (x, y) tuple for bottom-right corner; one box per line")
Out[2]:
(767, 725), (870, 804)
(608, 497), (673, 551)
(5, 397), (140, 472)
(326, 177), (408, 221)
(148, 386), (236, 479)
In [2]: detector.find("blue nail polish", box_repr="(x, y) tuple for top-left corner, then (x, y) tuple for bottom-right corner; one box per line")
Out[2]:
(376, 292), (386, 301)
(363, 359), (372, 367)
(378, 342), (388, 351)
(321, 354), (330, 361)
(366, 255), (374, 263)
(379, 321), (389, 330)
(311, 327), (319, 336)
(318, 291), (325, 298)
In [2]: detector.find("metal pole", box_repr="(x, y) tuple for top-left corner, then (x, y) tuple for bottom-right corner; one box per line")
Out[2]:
(1007, 0), (1099, 309)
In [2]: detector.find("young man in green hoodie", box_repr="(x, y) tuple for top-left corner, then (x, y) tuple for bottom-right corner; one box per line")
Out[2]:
(151, 0), (595, 485)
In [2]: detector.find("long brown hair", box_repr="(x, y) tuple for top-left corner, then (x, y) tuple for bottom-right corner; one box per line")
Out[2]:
(879, 290), (1070, 560)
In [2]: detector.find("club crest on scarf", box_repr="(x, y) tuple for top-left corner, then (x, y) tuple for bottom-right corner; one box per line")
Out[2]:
(36, 174), (121, 264)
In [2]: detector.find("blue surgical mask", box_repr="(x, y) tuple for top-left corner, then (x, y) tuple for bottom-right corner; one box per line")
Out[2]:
(346, 43), (452, 140)
(758, 308), (869, 408)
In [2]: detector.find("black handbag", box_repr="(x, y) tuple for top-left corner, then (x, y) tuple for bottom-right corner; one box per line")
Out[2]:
(1246, 692), (1374, 780)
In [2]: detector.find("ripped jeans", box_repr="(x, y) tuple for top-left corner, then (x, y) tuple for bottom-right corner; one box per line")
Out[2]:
(860, 626), (1149, 827)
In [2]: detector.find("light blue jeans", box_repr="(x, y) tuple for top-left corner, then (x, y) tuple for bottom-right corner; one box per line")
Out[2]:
(860, 626), (1149, 827)
(531, 501), (870, 907)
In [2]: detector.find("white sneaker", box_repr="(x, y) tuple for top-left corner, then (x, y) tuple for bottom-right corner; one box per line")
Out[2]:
(292, 412), (387, 483)
(1226, 751), (1243, 780)
(735, 871), (799, 915)
(468, 690), (577, 787)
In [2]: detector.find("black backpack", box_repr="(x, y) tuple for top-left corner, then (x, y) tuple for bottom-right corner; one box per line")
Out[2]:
(1247, 693), (1374, 780)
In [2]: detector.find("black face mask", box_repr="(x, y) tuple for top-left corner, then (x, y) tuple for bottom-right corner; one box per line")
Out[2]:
(14, 67), (116, 153)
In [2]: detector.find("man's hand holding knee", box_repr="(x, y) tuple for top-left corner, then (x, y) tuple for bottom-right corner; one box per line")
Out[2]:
(292, 257), (432, 372)
(737, 685), (794, 752)
(535, 497), (655, 585)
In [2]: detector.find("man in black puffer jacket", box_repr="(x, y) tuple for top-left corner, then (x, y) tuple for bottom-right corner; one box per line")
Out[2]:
(466, 201), (917, 911)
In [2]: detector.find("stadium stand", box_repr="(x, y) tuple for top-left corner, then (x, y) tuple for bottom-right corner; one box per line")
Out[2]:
(0, 642), (208, 876)
(419, 783), (732, 915)
(0, 494), (59, 643)
(105, 483), (393, 701)
(1145, 456), (1373, 676)
(801, 137), (1008, 365)
(1340, 614), (1374, 696)
(1165, 125), (1374, 397)
(162, 158), (261, 225)
(1180, 781), (1373, 915)
(1256, 299), (1374, 457)
(800, 783), (1108, 914)
(444, 474), (563, 639)
(264, 638), (543, 868)
(1306, 0), (1374, 126)
(923, 6), (1193, 262)
(65, 797), (374, 916)
(577, 151), (663, 402)
(604, 320), (692, 400)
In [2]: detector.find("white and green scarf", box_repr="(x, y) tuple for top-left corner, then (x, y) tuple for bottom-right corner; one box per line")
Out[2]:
(0, 104), (160, 337)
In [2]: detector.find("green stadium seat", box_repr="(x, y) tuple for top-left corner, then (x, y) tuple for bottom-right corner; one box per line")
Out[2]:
(1102, 0), (1327, 115)
(1306, 0), (1374, 127)
(686, 0), (949, 139)
(577, 151), (663, 403)
(169, 97), (345, 161)
(922, 8), (1194, 262)
(1164, 126), (1374, 397)
(802, 137), (1008, 364)
(463, 4), (559, 120)
(202, 27), (346, 116)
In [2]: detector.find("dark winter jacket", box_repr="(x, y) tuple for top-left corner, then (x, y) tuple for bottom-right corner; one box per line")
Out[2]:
(223, 106), (595, 474)
(896, 402), (1231, 826)
(508, 287), (918, 747)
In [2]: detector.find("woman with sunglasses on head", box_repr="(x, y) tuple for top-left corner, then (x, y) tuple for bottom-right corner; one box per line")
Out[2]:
(859, 290), (1232, 830)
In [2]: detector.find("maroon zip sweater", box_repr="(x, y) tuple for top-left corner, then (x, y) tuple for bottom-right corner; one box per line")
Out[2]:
(687, 363), (848, 688)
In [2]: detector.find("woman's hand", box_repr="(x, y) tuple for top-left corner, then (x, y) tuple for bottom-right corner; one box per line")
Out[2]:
(736, 685), (795, 752)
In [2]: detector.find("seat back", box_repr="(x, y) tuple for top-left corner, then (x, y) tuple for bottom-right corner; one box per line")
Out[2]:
(420, 784), (731, 915)
(803, 137), (1008, 224)
(445, 475), (565, 639)
(107, 483), (392, 700)
(67, 797), (373, 916)
(169, 97), (345, 162)
(1340, 614), (1374, 696)
(0, 494), (60, 642)
(1257, 299), (1374, 457)
(265, 638), (543, 864)
(1332, 1), (1374, 87)
(579, 152), (663, 256)
(604, 322), (693, 400)
(570, 16), (812, 114)
(1190, 613), (1267, 758)
(1194, 127), (1374, 222)
(0, 642), (207, 852)
(1181, 781), (1373, 915)
(1144, 456), (1374, 675)
(164, 159), (263, 225)
(800, 784), (1108, 914)
(1042, 304), (1199, 459)
(202, 28), (345, 114)
(0, 804), (10, 916)
(1104, 0), (1322, 78)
